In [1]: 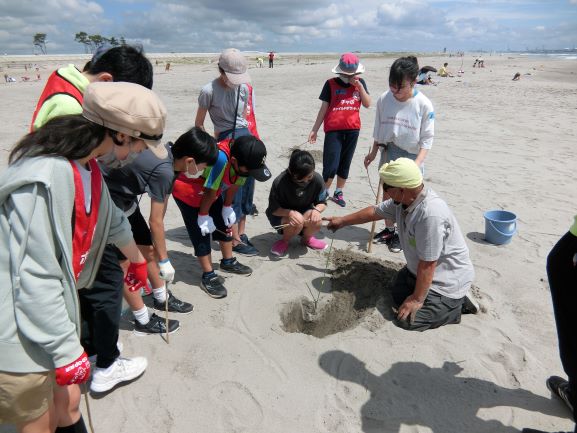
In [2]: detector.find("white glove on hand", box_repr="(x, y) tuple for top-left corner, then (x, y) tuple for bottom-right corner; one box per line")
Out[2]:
(221, 206), (237, 227)
(197, 214), (216, 236)
(158, 259), (175, 283)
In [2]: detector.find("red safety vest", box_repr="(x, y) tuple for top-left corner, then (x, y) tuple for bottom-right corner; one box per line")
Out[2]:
(323, 78), (362, 133)
(245, 85), (260, 139)
(30, 69), (84, 131)
(70, 160), (102, 281)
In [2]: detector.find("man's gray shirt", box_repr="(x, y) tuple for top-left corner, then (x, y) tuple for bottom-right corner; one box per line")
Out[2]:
(375, 187), (474, 299)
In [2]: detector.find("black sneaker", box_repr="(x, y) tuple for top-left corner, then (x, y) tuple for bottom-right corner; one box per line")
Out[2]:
(386, 232), (402, 253)
(373, 227), (387, 240)
(153, 290), (194, 315)
(547, 376), (574, 415)
(220, 257), (252, 275)
(374, 227), (395, 241)
(232, 234), (259, 256)
(200, 275), (227, 299)
(134, 313), (179, 335)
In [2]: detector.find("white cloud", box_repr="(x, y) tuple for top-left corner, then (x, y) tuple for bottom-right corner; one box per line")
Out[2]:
(0, 0), (575, 54)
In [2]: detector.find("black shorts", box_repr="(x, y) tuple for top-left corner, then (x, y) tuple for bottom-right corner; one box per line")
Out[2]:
(115, 207), (152, 261)
(128, 207), (152, 246)
(173, 196), (232, 257)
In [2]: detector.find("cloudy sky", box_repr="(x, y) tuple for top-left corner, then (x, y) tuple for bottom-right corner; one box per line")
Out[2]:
(1, 0), (576, 55)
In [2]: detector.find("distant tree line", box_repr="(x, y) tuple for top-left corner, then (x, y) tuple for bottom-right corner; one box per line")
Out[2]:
(74, 32), (127, 53)
(31, 32), (127, 55)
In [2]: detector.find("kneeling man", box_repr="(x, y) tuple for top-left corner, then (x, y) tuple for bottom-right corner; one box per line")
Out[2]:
(326, 158), (476, 331)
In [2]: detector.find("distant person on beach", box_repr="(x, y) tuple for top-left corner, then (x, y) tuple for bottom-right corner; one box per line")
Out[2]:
(256, 57), (264, 68)
(417, 68), (435, 85)
(325, 158), (478, 331)
(308, 53), (371, 208)
(266, 150), (328, 257)
(172, 133), (270, 298)
(364, 55), (435, 253)
(512, 72), (521, 81)
(268, 51), (275, 68)
(473, 57), (485, 68)
(522, 215), (577, 433)
(195, 48), (262, 256)
(165, 61), (171, 72)
(0, 82), (152, 433)
(437, 63), (453, 77)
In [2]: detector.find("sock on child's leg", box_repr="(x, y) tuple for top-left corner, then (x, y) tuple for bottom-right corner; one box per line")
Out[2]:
(132, 306), (149, 325)
(152, 285), (167, 303)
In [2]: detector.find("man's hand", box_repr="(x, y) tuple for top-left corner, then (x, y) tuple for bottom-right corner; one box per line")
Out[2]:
(397, 294), (424, 323)
(324, 216), (345, 232)
(55, 352), (91, 386)
(158, 259), (175, 283)
(221, 206), (236, 227)
(197, 214), (216, 236)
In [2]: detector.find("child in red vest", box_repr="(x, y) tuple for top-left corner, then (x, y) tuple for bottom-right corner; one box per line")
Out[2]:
(308, 53), (371, 207)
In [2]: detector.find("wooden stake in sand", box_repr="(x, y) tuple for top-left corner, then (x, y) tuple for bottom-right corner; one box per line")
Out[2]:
(165, 282), (170, 344)
(367, 181), (382, 253)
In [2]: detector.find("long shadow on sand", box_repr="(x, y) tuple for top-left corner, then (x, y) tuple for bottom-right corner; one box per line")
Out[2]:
(319, 350), (568, 433)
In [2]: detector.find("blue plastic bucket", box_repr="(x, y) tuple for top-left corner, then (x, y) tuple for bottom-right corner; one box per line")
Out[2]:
(484, 210), (517, 245)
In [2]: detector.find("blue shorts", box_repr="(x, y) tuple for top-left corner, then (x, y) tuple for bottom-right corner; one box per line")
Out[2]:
(232, 176), (255, 218)
(322, 129), (360, 182)
(217, 127), (250, 142)
(173, 196), (232, 257)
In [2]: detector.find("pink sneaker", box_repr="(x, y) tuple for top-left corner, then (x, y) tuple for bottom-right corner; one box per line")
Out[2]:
(271, 239), (289, 257)
(302, 236), (327, 250)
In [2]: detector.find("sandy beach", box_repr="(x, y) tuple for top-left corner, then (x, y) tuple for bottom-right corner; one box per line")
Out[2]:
(1, 52), (576, 433)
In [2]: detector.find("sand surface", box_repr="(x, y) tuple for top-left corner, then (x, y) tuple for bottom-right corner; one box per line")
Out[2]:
(1, 53), (576, 432)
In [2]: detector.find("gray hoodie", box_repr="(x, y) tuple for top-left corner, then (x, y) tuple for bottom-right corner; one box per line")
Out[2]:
(0, 156), (132, 373)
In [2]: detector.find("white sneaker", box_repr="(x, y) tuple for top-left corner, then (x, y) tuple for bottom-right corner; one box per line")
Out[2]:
(90, 356), (147, 393)
(88, 341), (124, 365)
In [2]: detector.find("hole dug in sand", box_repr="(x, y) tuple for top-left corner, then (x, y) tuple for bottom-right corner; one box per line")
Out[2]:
(280, 249), (403, 338)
